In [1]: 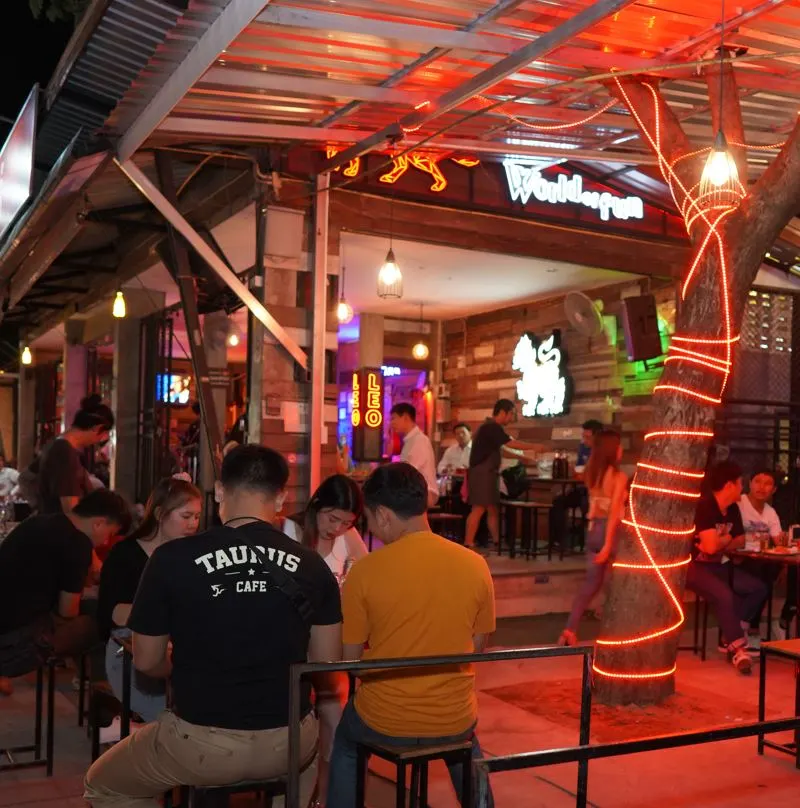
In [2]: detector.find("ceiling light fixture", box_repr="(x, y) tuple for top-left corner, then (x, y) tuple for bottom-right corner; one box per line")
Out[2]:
(377, 170), (403, 299)
(112, 290), (126, 319)
(411, 302), (429, 361)
(337, 262), (354, 324)
(699, 0), (740, 208)
(21, 345), (32, 366)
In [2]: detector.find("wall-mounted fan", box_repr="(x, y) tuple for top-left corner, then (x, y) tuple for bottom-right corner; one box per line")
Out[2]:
(564, 292), (605, 340)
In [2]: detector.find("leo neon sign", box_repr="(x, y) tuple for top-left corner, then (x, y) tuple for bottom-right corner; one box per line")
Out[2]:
(503, 158), (644, 222)
(512, 331), (571, 417)
(352, 367), (385, 461)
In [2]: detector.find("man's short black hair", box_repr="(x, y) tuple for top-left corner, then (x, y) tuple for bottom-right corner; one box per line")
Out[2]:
(390, 402), (416, 421)
(707, 460), (743, 493)
(582, 420), (603, 433)
(493, 399), (515, 416)
(750, 467), (778, 485)
(453, 422), (471, 433)
(73, 489), (132, 534)
(362, 462), (427, 519)
(221, 444), (289, 497)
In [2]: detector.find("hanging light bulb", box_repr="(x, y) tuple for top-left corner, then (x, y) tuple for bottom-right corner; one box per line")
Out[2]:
(227, 332), (240, 347)
(377, 248), (403, 299)
(411, 302), (428, 360)
(336, 299), (354, 325)
(20, 346), (32, 366)
(336, 263), (354, 324)
(703, 131), (738, 188)
(412, 340), (430, 361)
(112, 290), (126, 318)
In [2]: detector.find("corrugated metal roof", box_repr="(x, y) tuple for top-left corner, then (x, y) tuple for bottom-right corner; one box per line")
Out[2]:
(36, 0), (189, 168)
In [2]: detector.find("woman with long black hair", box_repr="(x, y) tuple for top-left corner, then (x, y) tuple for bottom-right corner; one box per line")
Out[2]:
(282, 475), (367, 807)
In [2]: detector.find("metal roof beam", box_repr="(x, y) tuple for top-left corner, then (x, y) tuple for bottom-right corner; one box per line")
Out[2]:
(324, 0), (640, 172)
(256, 6), (519, 54)
(116, 0), (274, 162)
(115, 157), (308, 370)
(199, 67), (421, 104)
(158, 117), (657, 164)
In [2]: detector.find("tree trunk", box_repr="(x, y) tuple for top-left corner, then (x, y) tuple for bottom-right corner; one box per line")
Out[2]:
(593, 69), (800, 705)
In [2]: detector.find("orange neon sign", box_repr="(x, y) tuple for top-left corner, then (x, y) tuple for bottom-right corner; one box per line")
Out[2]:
(351, 367), (384, 462)
(325, 147), (479, 193)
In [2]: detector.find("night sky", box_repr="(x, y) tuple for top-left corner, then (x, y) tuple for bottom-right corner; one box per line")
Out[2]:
(1, 4), (72, 133)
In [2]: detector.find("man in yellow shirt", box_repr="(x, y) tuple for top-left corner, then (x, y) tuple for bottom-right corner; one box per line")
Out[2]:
(327, 463), (496, 808)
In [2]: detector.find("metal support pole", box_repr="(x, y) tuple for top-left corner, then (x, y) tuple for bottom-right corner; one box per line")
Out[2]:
(154, 153), (224, 479)
(310, 173), (330, 492)
(576, 651), (593, 807)
(247, 178), (269, 445)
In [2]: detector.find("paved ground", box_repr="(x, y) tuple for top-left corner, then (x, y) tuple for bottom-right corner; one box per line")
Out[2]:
(1, 560), (798, 806)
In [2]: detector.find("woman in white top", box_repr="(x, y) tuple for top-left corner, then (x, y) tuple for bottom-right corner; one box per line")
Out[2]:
(559, 429), (627, 646)
(282, 474), (367, 807)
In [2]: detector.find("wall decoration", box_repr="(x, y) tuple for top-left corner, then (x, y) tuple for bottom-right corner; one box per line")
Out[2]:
(512, 330), (570, 417)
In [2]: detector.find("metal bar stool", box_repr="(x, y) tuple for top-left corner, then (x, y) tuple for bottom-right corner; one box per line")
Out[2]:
(355, 738), (474, 808)
(0, 658), (57, 776)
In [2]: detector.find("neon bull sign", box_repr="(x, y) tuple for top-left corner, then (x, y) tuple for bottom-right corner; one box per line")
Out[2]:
(503, 159), (644, 222)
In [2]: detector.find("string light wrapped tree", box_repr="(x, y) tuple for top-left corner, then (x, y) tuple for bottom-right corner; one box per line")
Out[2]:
(592, 58), (800, 705)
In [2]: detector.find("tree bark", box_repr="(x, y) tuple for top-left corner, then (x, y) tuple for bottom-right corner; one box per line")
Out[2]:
(594, 66), (800, 705)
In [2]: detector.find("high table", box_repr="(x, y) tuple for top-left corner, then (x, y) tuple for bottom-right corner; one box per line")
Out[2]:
(729, 548), (800, 640)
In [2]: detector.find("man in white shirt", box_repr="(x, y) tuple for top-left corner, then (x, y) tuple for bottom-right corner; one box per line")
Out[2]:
(390, 404), (439, 507)
(437, 423), (472, 476)
(738, 468), (785, 643)
(0, 455), (19, 499)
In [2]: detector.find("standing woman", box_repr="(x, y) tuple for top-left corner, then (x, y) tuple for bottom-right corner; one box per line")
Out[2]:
(282, 475), (367, 807)
(97, 478), (201, 729)
(559, 430), (628, 646)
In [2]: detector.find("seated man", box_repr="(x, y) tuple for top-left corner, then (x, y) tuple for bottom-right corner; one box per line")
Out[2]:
(0, 489), (131, 695)
(438, 423), (472, 476)
(737, 468), (786, 642)
(686, 460), (768, 675)
(85, 445), (342, 808)
(328, 462), (495, 808)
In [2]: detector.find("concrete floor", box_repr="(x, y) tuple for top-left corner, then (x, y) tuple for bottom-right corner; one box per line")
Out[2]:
(1, 557), (798, 806)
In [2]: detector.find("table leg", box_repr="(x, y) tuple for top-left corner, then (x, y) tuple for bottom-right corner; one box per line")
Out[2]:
(795, 661), (800, 769)
(121, 649), (132, 739)
(767, 580), (773, 641)
(758, 648), (766, 756)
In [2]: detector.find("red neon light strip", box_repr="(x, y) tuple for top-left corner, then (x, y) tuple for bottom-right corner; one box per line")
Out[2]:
(637, 462), (705, 479)
(621, 519), (695, 535)
(629, 482), (701, 500)
(653, 384), (722, 404)
(614, 556), (691, 570)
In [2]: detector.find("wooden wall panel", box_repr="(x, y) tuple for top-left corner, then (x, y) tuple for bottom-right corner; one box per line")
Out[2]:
(443, 280), (676, 464)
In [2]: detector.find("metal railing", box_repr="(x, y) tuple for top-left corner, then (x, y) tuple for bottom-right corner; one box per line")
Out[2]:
(478, 715), (800, 807)
(287, 645), (594, 808)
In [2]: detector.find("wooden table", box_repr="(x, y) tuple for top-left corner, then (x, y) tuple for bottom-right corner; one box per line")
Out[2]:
(758, 638), (800, 766)
(730, 549), (800, 639)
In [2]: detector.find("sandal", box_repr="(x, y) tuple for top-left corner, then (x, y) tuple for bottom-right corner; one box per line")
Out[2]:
(558, 629), (577, 646)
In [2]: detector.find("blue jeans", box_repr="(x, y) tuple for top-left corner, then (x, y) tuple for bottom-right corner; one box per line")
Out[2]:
(566, 518), (610, 634)
(327, 699), (494, 808)
(105, 630), (166, 723)
(686, 561), (768, 645)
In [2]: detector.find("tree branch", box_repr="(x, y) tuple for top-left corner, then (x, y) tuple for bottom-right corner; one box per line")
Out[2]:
(610, 76), (697, 210)
(703, 58), (747, 179)
(748, 114), (800, 230)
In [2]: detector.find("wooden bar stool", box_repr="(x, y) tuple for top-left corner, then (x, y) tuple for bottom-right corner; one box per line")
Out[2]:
(183, 778), (287, 806)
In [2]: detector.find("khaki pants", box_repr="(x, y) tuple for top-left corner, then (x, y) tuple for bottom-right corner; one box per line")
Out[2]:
(84, 710), (318, 808)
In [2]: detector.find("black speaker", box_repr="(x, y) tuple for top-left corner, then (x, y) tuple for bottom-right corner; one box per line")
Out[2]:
(621, 294), (662, 361)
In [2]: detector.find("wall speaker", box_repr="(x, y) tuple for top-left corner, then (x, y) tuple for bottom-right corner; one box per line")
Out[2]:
(621, 294), (662, 362)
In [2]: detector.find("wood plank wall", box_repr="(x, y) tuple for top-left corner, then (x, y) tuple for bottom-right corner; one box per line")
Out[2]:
(443, 280), (676, 465)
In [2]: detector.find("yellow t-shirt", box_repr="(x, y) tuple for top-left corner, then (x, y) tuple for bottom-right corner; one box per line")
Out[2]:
(342, 531), (496, 737)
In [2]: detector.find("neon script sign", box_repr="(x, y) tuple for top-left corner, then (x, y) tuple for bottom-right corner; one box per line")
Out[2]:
(503, 159), (644, 222)
(352, 367), (384, 461)
(512, 331), (570, 417)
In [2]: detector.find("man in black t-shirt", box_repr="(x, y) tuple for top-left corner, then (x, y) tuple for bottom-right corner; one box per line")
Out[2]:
(686, 461), (768, 675)
(85, 445), (342, 808)
(464, 399), (537, 548)
(0, 490), (131, 692)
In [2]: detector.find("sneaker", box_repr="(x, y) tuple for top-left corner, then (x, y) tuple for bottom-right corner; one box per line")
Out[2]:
(731, 646), (752, 675)
(98, 716), (143, 745)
